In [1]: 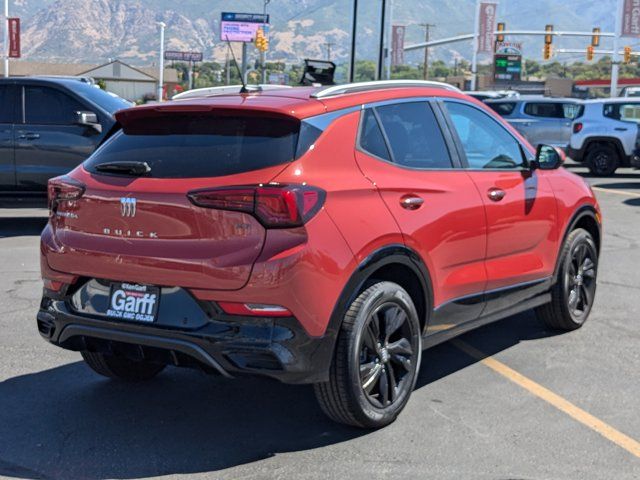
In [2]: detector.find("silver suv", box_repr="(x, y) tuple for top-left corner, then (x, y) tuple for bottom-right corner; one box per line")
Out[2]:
(569, 98), (640, 176)
(485, 96), (582, 150)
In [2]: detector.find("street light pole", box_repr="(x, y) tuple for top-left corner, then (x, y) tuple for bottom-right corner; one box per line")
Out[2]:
(349, 0), (358, 82)
(611, 0), (623, 97)
(157, 21), (166, 101)
(377, 0), (387, 80)
(262, 0), (271, 84)
(3, 0), (9, 77)
(470, 0), (480, 91)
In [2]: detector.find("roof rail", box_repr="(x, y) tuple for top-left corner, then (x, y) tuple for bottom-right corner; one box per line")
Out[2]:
(311, 80), (462, 99)
(172, 84), (292, 100)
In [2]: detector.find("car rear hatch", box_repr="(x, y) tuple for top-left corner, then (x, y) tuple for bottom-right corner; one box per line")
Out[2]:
(45, 106), (306, 291)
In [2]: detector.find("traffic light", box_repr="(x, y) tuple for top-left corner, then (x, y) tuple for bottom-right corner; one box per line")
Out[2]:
(254, 27), (269, 52)
(543, 43), (553, 60)
(545, 24), (554, 45)
(591, 27), (600, 47)
(496, 22), (505, 43)
(586, 45), (594, 61)
(624, 45), (632, 64)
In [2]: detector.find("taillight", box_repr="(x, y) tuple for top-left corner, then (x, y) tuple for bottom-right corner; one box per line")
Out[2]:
(573, 122), (583, 133)
(188, 184), (325, 228)
(47, 176), (85, 214)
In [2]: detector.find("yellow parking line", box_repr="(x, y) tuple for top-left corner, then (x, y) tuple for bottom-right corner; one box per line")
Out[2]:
(428, 323), (456, 332)
(592, 186), (640, 198)
(452, 339), (640, 459)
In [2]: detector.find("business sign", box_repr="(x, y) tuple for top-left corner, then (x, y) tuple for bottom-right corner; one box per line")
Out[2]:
(164, 51), (203, 62)
(477, 2), (498, 53)
(391, 25), (406, 66)
(268, 72), (289, 85)
(622, 0), (640, 37)
(8, 18), (20, 58)
(494, 42), (522, 82)
(220, 12), (269, 43)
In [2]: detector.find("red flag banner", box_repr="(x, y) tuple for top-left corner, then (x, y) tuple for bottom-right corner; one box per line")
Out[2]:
(8, 18), (20, 58)
(391, 25), (406, 66)
(622, 0), (640, 37)
(477, 2), (498, 53)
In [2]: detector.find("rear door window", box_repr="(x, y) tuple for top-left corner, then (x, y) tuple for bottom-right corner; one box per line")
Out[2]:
(374, 102), (453, 169)
(85, 114), (302, 178)
(523, 102), (565, 118)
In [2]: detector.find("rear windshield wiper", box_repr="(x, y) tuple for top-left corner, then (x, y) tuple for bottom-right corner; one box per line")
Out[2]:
(94, 161), (151, 176)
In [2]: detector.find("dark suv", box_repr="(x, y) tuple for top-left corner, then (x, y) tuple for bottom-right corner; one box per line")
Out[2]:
(38, 81), (601, 428)
(0, 77), (131, 194)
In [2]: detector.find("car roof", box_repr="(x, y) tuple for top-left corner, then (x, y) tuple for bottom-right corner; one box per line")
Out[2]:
(130, 82), (473, 120)
(583, 97), (640, 104)
(486, 95), (580, 104)
(0, 75), (94, 88)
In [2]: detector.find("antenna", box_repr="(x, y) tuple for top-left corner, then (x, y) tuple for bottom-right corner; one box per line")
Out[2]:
(225, 36), (248, 93)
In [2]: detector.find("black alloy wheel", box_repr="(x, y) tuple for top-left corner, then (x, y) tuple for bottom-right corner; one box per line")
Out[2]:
(359, 303), (416, 408)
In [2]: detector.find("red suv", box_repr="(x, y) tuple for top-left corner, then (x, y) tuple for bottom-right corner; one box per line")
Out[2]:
(38, 81), (601, 428)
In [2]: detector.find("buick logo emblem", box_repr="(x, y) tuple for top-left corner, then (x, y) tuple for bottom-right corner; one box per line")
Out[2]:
(120, 197), (137, 217)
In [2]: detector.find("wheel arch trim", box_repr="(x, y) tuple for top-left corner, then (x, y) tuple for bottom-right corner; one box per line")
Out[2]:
(553, 205), (601, 280)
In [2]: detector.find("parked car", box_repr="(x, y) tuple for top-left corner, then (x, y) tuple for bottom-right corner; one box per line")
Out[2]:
(485, 96), (582, 150)
(463, 90), (519, 102)
(620, 86), (640, 97)
(38, 80), (601, 428)
(569, 98), (640, 176)
(0, 76), (132, 194)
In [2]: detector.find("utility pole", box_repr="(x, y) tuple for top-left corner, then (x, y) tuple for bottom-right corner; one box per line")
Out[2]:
(157, 21), (166, 101)
(419, 23), (435, 80)
(3, 0), (8, 77)
(385, 0), (394, 80)
(611, 0), (623, 97)
(324, 42), (334, 61)
(376, 0), (387, 80)
(349, 0), (358, 82)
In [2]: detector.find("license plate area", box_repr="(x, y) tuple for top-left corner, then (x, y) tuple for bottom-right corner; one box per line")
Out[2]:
(107, 282), (160, 323)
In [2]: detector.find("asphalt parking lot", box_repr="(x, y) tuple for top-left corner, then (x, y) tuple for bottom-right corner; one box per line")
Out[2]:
(0, 162), (638, 480)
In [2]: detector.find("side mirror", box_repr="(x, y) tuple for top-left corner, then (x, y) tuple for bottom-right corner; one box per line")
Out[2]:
(530, 144), (565, 170)
(74, 111), (102, 133)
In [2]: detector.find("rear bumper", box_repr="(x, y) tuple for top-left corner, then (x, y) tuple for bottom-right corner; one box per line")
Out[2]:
(37, 293), (336, 384)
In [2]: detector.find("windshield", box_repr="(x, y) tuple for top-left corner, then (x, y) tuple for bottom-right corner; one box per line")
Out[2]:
(67, 81), (133, 114)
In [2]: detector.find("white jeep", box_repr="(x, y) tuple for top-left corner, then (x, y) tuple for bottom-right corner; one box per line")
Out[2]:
(569, 98), (640, 176)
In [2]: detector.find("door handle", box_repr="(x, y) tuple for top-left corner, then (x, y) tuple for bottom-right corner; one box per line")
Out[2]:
(400, 195), (424, 210)
(487, 188), (506, 202)
(614, 127), (628, 131)
(18, 133), (40, 140)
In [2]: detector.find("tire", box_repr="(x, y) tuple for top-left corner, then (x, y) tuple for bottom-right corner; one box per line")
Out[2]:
(536, 228), (598, 331)
(586, 144), (619, 176)
(314, 281), (422, 428)
(81, 351), (166, 381)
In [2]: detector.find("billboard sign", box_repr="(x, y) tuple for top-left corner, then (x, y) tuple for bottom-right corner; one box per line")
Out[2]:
(8, 18), (20, 58)
(622, 0), (640, 37)
(164, 51), (203, 62)
(391, 25), (406, 66)
(478, 2), (498, 53)
(494, 42), (522, 82)
(220, 12), (269, 43)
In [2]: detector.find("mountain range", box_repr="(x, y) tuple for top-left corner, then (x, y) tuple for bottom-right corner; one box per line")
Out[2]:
(9, 0), (622, 67)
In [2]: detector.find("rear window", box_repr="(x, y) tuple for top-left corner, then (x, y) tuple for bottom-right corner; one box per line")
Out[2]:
(603, 103), (640, 123)
(85, 114), (313, 178)
(487, 102), (517, 116)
